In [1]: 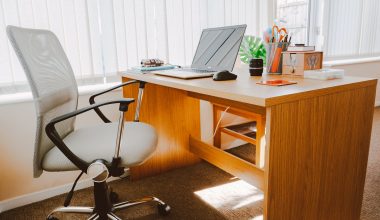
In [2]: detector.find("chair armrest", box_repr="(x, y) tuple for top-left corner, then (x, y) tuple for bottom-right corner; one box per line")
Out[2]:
(45, 98), (134, 172)
(89, 80), (139, 123)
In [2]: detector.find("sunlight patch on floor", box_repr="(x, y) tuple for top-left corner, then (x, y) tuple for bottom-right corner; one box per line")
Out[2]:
(251, 215), (264, 220)
(194, 179), (263, 212)
(233, 193), (264, 209)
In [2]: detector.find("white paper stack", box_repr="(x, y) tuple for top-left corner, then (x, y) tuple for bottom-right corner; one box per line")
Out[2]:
(304, 68), (345, 80)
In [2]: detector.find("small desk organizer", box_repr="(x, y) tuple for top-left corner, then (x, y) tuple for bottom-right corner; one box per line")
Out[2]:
(266, 42), (290, 74)
(282, 51), (323, 76)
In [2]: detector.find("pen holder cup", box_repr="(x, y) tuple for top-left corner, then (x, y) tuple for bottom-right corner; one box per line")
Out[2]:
(265, 42), (289, 74)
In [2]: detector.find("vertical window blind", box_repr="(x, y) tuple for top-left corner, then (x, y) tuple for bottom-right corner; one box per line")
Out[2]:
(0, 0), (267, 91)
(323, 0), (380, 59)
(276, 0), (380, 60)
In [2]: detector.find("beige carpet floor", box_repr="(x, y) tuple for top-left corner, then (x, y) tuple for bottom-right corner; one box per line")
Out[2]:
(1, 107), (379, 220)
(361, 107), (380, 220)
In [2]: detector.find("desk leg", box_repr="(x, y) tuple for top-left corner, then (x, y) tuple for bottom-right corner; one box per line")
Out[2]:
(122, 78), (201, 179)
(255, 115), (266, 169)
(264, 85), (376, 220)
(212, 105), (222, 148)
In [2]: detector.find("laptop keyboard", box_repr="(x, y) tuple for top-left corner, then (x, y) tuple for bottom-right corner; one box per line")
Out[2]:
(177, 68), (216, 73)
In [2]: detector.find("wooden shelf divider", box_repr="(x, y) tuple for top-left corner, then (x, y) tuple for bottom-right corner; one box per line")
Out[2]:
(221, 121), (257, 145)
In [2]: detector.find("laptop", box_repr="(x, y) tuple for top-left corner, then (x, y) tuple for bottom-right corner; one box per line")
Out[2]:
(153, 24), (247, 79)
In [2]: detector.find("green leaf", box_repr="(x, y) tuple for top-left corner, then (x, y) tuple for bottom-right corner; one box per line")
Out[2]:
(239, 35), (267, 65)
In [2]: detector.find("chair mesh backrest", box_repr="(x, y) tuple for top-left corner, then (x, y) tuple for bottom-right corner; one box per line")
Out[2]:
(7, 26), (78, 177)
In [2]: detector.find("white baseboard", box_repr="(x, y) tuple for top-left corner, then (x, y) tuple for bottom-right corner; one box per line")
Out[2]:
(0, 175), (123, 213)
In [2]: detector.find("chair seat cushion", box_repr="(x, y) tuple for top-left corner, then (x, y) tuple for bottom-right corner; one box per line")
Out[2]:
(42, 122), (157, 172)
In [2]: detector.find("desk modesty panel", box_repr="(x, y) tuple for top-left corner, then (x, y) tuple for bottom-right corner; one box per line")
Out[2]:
(121, 68), (377, 220)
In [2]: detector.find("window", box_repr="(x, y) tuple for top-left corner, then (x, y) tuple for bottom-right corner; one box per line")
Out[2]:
(276, 0), (310, 45)
(322, 0), (380, 60)
(0, 0), (269, 94)
(276, 0), (380, 60)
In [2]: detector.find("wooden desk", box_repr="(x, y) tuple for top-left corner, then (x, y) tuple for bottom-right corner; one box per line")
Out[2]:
(121, 68), (377, 220)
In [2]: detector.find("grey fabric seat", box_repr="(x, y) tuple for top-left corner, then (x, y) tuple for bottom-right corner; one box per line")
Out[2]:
(42, 122), (157, 171)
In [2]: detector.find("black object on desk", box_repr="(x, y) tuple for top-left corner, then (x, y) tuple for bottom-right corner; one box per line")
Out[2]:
(213, 70), (237, 81)
(249, 58), (263, 76)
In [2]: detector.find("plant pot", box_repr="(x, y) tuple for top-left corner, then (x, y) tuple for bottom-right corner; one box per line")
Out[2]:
(249, 58), (263, 76)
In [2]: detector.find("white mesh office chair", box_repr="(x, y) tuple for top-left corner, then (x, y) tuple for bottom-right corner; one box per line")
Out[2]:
(6, 26), (170, 220)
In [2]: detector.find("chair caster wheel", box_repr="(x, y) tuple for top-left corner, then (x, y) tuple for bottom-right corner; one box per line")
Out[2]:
(47, 216), (58, 220)
(157, 203), (171, 216)
(110, 191), (119, 203)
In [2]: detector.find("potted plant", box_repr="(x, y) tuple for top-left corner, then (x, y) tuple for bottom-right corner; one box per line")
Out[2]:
(239, 35), (266, 65)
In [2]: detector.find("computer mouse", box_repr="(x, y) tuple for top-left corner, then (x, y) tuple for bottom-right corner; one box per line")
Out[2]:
(213, 70), (237, 81)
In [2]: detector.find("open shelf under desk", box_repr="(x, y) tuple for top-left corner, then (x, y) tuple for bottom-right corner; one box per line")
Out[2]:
(225, 143), (256, 165)
(221, 121), (257, 145)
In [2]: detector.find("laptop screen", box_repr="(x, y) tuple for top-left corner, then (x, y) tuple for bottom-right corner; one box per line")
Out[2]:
(191, 25), (247, 72)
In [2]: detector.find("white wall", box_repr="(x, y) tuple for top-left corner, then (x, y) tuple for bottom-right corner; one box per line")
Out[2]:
(329, 60), (380, 106)
(0, 90), (121, 202)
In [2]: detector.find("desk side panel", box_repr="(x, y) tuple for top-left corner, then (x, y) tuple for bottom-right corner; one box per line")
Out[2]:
(265, 84), (377, 220)
(122, 77), (201, 179)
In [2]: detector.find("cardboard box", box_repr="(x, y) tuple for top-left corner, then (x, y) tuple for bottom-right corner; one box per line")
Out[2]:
(282, 51), (323, 76)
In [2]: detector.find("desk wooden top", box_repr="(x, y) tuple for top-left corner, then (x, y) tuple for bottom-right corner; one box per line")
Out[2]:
(120, 67), (377, 107)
